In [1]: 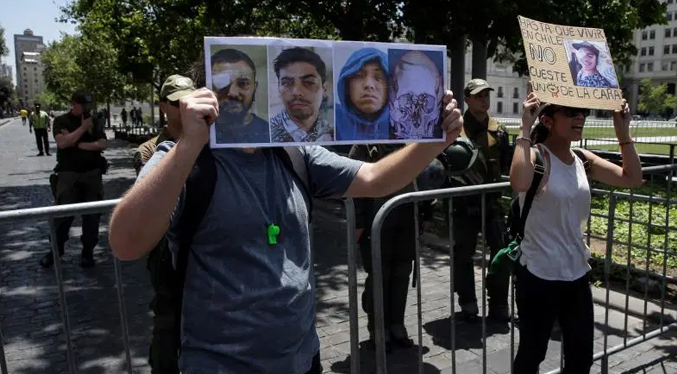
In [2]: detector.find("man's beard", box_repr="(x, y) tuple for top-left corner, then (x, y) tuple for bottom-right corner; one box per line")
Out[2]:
(219, 99), (253, 126)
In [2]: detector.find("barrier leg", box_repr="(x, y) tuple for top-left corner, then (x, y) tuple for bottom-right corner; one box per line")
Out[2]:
(113, 258), (133, 374)
(0, 323), (8, 374)
(48, 218), (77, 374)
(344, 199), (360, 374)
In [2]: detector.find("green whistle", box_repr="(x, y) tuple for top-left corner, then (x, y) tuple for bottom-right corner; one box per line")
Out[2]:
(267, 224), (280, 245)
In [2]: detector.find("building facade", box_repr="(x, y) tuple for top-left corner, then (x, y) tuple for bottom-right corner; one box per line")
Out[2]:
(13, 29), (45, 108)
(19, 52), (46, 107)
(0, 61), (12, 80)
(623, 1), (677, 114)
(452, 46), (530, 118)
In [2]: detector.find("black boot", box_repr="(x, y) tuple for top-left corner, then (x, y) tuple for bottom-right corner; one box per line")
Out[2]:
(39, 250), (63, 268)
(80, 249), (95, 268)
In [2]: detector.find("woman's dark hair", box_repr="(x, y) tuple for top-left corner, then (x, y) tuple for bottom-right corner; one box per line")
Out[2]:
(530, 122), (550, 144)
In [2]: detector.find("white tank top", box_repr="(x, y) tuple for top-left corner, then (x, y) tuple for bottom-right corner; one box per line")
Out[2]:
(518, 144), (592, 281)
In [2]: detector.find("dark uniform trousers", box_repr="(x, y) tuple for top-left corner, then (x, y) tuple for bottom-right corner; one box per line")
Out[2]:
(451, 197), (509, 309)
(34, 128), (50, 154)
(53, 169), (104, 256)
(359, 205), (416, 335)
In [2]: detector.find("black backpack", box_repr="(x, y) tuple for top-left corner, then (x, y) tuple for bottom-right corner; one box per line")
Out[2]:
(506, 147), (591, 243)
(147, 144), (313, 370)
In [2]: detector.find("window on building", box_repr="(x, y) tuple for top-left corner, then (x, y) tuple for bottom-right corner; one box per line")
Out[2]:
(497, 86), (504, 98)
(672, 44), (677, 54)
(663, 62), (669, 71)
(641, 47), (647, 56)
(513, 87), (519, 98)
(640, 63), (646, 72)
(674, 27), (677, 36)
(669, 0), (674, 4)
(672, 61), (677, 70)
(666, 45), (671, 55)
(648, 62), (654, 72)
(667, 28), (672, 38)
(669, 12), (674, 21)
(649, 46), (655, 55)
(497, 102), (503, 114)
(642, 30), (648, 40)
(650, 30), (656, 39)
(513, 102), (519, 114)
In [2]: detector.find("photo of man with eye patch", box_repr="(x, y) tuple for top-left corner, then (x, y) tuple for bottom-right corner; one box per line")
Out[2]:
(269, 46), (334, 143)
(211, 47), (270, 144)
(334, 46), (390, 141)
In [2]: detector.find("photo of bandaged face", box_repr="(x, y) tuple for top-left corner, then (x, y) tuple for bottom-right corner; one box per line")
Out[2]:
(388, 50), (444, 139)
(212, 60), (257, 116)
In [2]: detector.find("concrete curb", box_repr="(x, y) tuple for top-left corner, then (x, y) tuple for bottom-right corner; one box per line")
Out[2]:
(420, 232), (677, 325)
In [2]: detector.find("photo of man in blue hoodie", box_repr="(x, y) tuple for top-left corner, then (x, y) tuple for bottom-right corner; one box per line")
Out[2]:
(335, 47), (390, 141)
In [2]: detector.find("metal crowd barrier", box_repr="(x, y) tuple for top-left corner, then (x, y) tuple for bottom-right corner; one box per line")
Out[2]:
(0, 164), (675, 374)
(365, 164), (677, 374)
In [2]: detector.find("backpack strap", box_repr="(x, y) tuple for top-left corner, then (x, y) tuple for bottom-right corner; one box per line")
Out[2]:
(273, 146), (313, 223)
(572, 148), (592, 174)
(175, 145), (217, 287)
(517, 148), (545, 242)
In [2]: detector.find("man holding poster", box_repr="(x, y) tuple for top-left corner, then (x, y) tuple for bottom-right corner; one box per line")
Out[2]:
(108, 79), (465, 374)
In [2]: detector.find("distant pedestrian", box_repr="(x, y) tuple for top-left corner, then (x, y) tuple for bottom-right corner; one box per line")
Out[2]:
(29, 102), (51, 156)
(121, 108), (128, 126)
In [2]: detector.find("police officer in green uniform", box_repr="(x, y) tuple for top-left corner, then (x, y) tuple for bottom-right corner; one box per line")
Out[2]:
(449, 79), (512, 322)
(29, 102), (51, 156)
(350, 144), (445, 350)
(40, 91), (108, 269)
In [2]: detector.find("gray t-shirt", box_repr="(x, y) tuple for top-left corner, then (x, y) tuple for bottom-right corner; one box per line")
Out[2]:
(138, 142), (363, 374)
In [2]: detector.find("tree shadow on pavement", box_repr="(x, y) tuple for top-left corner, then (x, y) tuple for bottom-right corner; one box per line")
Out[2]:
(0, 133), (150, 373)
(330, 341), (440, 374)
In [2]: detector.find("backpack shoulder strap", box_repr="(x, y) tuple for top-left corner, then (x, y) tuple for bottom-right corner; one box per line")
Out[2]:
(175, 145), (217, 285)
(572, 148), (592, 174)
(517, 147), (545, 241)
(273, 146), (313, 223)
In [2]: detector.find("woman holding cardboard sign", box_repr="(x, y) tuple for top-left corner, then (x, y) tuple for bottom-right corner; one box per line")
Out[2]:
(509, 86), (642, 373)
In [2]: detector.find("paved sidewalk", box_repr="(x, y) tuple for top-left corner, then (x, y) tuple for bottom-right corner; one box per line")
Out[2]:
(0, 118), (675, 374)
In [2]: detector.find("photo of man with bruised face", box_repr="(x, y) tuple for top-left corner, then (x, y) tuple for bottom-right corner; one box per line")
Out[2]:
(269, 46), (334, 143)
(211, 47), (270, 144)
(335, 47), (390, 141)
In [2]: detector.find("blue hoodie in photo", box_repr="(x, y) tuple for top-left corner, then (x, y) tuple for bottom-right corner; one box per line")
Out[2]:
(335, 48), (390, 141)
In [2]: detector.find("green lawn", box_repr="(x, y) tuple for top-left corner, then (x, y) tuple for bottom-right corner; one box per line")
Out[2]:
(506, 126), (677, 139)
(588, 182), (677, 273)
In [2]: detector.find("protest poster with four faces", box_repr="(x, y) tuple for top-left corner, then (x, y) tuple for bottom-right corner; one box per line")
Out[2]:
(204, 37), (447, 149)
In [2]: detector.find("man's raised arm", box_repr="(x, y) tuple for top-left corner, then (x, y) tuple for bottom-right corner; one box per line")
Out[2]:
(108, 88), (219, 260)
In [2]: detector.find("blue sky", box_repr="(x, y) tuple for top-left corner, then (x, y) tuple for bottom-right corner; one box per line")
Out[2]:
(0, 0), (78, 85)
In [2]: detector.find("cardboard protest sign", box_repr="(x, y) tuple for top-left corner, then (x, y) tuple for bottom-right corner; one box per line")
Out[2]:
(203, 37), (447, 148)
(518, 16), (623, 111)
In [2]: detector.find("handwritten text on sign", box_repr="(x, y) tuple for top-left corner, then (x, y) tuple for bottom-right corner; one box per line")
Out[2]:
(518, 16), (623, 111)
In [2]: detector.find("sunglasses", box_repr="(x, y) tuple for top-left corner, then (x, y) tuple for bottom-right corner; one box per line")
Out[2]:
(556, 107), (590, 118)
(169, 100), (180, 108)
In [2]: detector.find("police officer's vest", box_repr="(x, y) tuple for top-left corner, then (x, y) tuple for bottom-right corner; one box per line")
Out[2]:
(30, 111), (49, 129)
(460, 113), (509, 185)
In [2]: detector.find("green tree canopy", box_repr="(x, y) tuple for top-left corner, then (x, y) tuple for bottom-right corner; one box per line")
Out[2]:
(0, 24), (8, 56)
(0, 75), (15, 110)
(637, 78), (677, 116)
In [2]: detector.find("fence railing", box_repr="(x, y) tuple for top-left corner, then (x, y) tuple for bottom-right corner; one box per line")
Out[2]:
(496, 117), (677, 149)
(0, 165), (675, 374)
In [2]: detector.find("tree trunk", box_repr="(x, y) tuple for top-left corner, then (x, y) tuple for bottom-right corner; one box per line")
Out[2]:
(449, 35), (467, 113)
(106, 100), (111, 128)
(471, 35), (488, 80)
